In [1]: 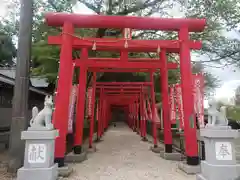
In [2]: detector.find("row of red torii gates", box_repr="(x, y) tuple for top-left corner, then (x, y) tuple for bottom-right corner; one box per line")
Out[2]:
(45, 12), (206, 168)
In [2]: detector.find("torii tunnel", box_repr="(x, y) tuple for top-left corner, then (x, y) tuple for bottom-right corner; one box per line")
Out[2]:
(45, 12), (206, 168)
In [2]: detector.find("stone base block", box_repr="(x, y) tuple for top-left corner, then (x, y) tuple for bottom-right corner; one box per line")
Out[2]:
(141, 137), (148, 142)
(160, 151), (182, 161)
(150, 146), (164, 153)
(196, 174), (207, 180)
(58, 165), (73, 177)
(65, 151), (87, 163)
(178, 161), (200, 174)
(87, 145), (97, 153)
(200, 160), (240, 180)
(94, 138), (103, 143)
(17, 163), (58, 180)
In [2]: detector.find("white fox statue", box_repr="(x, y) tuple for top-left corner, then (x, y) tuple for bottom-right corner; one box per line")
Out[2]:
(207, 98), (228, 127)
(29, 95), (54, 130)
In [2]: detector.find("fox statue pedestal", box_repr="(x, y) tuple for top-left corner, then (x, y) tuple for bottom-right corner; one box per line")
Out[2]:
(196, 125), (240, 180)
(197, 100), (240, 180)
(17, 129), (59, 180)
(17, 95), (59, 180)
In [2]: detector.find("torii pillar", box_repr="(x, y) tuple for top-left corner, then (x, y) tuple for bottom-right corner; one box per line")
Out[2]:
(160, 49), (173, 151)
(178, 27), (199, 173)
(53, 22), (74, 167)
(159, 49), (182, 160)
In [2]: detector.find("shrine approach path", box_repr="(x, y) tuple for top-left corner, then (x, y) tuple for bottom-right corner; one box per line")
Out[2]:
(64, 122), (194, 180)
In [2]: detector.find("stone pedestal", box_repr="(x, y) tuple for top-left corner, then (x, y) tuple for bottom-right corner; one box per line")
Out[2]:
(178, 161), (200, 174)
(150, 146), (164, 153)
(196, 126), (240, 180)
(65, 151), (87, 163)
(58, 166), (73, 177)
(87, 144), (97, 153)
(17, 130), (59, 180)
(141, 137), (148, 142)
(160, 151), (182, 161)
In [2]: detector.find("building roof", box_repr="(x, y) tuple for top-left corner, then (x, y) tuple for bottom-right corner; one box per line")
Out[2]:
(0, 68), (49, 87)
(0, 68), (50, 96)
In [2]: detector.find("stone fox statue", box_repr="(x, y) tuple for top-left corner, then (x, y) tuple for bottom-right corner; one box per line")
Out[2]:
(30, 95), (54, 130)
(208, 98), (228, 126)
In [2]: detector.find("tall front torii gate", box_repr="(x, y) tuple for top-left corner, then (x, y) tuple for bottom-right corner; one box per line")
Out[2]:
(45, 13), (206, 167)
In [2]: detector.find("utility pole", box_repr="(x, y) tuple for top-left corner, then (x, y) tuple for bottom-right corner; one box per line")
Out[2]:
(8, 0), (33, 172)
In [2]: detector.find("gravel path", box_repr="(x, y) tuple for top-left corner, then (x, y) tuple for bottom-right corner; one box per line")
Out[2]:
(65, 123), (195, 180)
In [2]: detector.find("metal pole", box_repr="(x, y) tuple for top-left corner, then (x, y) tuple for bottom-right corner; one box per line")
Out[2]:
(8, 0), (33, 172)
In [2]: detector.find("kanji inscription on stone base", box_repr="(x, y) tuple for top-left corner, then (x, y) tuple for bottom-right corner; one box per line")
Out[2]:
(28, 144), (47, 163)
(215, 142), (232, 161)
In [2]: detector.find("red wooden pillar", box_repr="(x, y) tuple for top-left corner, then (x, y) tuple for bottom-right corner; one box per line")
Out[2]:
(108, 103), (111, 128)
(53, 22), (73, 167)
(135, 102), (138, 132)
(160, 49), (173, 153)
(140, 91), (143, 137)
(136, 101), (139, 134)
(133, 103), (136, 131)
(89, 72), (96, 148)
(130, 104), (134, 131)
(150, 71), (158, 147)
(97, 99), (101, 141)
(142, 95), (147, 140)
(99, 88), (104, 138)
(129, 107), (132, 128)
(103, 100), (107, 130)
(74, 49), (88, 154)
(133, 103), (135, 129)
(105, 102), (108, 129)
(131, 104), (134, 130)
(128, 105), (130, 127)
(106, 101), (108, 129)
(130, 102), (132, 126)
(179, 27), (199, 165)
(105, 100), (108, 129)
(101, 99), (105, 134)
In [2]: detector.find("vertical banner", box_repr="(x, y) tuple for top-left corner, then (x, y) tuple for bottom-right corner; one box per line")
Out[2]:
(169, 86), (176, 124)
(155, 105), (161, 128)
(137, 103), (140, 120)
(132, 104), (135, 120)
(147, 100), (152, 120)
(68, 85), (78, 133)
(87, 87), (93, 117)
(175, 84), (184, 129)
(193, 73), (205, 128)
(143, 100), (148, 120)
(96, 101), (99, 121)
(124, 28), (132, 39)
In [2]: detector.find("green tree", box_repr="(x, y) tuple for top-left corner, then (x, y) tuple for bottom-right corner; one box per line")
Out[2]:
(0, 6), (18, 66)
(2, 0), (223, 93)
(0, 31), (16, 66)
(184, 0), (240, 67)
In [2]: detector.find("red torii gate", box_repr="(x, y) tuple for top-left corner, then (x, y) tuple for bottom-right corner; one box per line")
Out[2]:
(45, 13), (206, 167)
(96, 84), (149, 138)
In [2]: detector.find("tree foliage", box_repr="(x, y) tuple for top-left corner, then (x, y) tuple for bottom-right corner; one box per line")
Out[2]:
(0, 31), (16, 66)
(1, 0), (229, 95)
(185, 0), (240, 67)
(0, 19), (17, 66)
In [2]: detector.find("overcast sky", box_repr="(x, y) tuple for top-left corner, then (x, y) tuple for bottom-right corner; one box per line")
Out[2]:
(1, 1), (240, 106)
